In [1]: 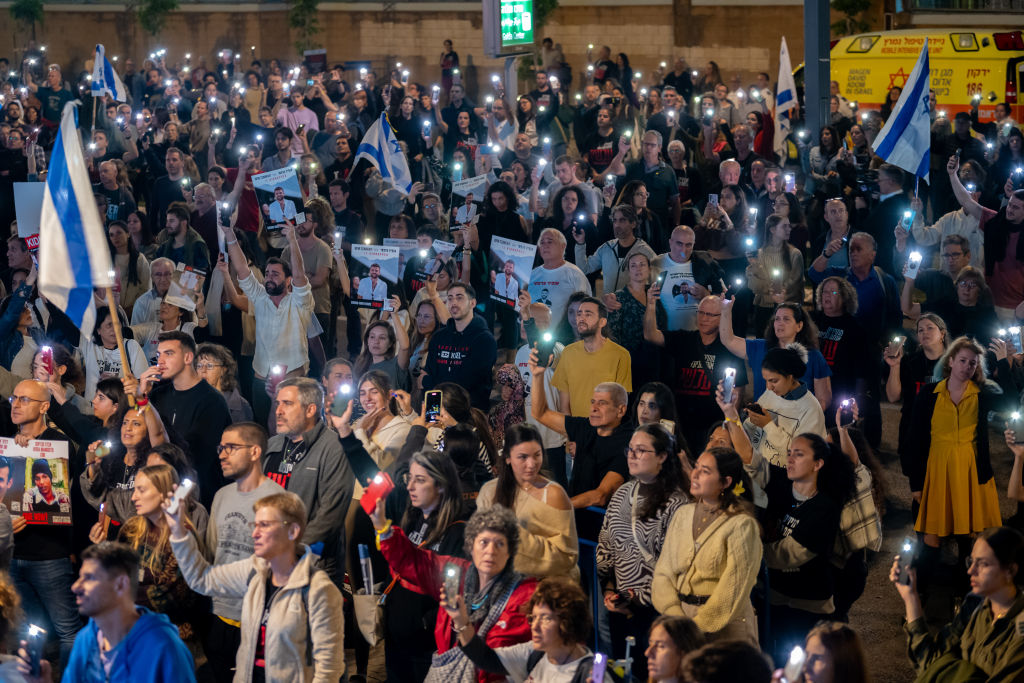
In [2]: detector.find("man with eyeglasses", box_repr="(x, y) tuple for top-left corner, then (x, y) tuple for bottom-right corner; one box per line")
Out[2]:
(4, 380), (80, 666)
(900, 235), (973, 321)
(947, 154), (1024, 322)
(200, 422), (283, 681)
(643, 294), (747, 453)
(130, 257), (175, 325)
(908, 161), (985, 270)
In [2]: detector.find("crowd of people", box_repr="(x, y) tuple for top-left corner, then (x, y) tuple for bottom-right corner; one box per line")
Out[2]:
(0, 33), (1024, 683)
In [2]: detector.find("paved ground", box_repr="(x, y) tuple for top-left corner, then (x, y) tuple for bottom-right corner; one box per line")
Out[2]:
(847, 401), (1019, 683)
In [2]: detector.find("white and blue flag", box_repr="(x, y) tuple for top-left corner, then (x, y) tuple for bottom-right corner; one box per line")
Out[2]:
(38, 102), (113, 336)
(355, 113), (413, 195)
(773, 37), (797, 161)
(91, 44), (128, 103)
(872, 40), (931, 181)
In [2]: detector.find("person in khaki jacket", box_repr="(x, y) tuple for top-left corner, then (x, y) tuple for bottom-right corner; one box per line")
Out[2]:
(165, 490), (344, 683)
(651, 447), (762, 645)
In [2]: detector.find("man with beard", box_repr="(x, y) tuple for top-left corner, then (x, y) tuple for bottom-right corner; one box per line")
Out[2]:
(154, 203), (210, 273)
(222, 221), (313, 426)
(550, 296), (632, 417)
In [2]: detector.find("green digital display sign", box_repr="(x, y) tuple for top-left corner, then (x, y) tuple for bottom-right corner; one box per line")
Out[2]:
(500, 0), (534, 49)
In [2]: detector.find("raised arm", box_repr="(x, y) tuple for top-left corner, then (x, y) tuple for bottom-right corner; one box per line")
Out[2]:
(221, 223), (253, 282)
(284, 224), (308, 287)
(946, 155), (984, 220)
(901, 275), (921, 319)
(717, 298), (747, 358)
(643, 284), (665, 346)
(529, 350), (566, 435)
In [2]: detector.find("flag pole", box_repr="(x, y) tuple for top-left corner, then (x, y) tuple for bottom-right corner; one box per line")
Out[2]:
(103, 286), (134, 381)
(91, 95), (97, 133)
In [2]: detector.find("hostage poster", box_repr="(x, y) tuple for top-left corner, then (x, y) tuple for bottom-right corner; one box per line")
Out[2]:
(350, 244), (400, 310)
(490, 236), (536, 310)
(0, 437), (72, 526)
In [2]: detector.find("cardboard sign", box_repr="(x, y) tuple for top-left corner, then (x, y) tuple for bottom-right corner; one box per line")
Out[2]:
(14, 182), (45, 252)
(0, 438), (72, 526)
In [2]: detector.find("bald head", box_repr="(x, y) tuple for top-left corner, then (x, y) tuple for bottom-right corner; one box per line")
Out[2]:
(669, 226), (696, 262)
(10, 380), (50, 429)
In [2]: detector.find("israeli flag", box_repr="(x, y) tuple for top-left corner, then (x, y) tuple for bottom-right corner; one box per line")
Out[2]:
(773, 37), (797, 162)
(38, 102), (113, 336)
(872, 40), (931, 181)
(355, 113), (413, 195)
(91, 44), (128, 103)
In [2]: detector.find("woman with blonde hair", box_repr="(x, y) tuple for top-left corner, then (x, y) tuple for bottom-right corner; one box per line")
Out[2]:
(116, 464), (209, 649)
(908, 335), (1015, 597)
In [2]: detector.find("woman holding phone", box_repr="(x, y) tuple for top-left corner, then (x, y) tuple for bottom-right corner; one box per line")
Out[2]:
(443, 576), (612, 683)
(890, 526), (1024, 681)
(597, 423), (688, 678)
(371, 502), (536, 683)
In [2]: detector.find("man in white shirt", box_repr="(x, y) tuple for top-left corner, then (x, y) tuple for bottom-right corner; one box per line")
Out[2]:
(264, 187), (298, 226)
(356, 264), (388, 301)
(528, 228), (591, 333)
(493, 260), (520, 300)
(454, 193), (477, 226)
(130, 258), (175, 324)
(221, 221), (312, 427)
(909, 162), (985, 269)
(652, 226), (724, 331)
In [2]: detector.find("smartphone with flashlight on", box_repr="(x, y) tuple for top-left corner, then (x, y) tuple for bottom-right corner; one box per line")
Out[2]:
(781, 645), (807, 683)
(904, 251), (923, 280)
(330, 383), (353, 416)
(534, 332), (557, 368)
(840, 399), (855, 427)
(896, 535), (917, 586)
(887, 335), (906, 358)
(360, 471), (395, 515)
(721, 367), (736, 404)
(442, 562), (462, 607)
(1006, 411), (1024, 444)
(424, 390), (443, 422)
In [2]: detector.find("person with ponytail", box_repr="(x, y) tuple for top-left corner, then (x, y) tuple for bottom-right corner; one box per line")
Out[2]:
(742, 344), (827, 479)
(652, 447), (761, 645)
(597, 423), (689, 679)
(476, 424), (578, 580)
(761, 432), (855, 668)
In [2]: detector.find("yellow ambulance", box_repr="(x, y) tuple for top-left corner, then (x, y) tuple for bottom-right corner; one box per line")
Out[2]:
(828, 29), (1024, 124)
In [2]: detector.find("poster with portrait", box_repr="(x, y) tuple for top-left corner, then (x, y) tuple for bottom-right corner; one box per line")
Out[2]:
(383, 238), (418, 287)
(170, 263), (205, 311)
(350, 244), (399, 309)
(252, 166), (305, 230)
(0, 437), (72, 526)
(490, 236), (536, 310)
(417, 239), (457, 281)
(451, 174), (487, 226)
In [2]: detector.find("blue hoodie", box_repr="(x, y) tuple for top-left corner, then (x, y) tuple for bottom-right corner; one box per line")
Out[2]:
(62, 607), (196, 683)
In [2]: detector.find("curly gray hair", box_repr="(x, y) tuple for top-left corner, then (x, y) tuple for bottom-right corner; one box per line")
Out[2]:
(463, 504), (520, 561)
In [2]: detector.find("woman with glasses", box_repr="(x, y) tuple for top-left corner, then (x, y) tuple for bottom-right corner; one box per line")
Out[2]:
(167, 490), (346, 681)
(891, 526), (1024, 681)
(597, 423), (688, 678)
(196, 342), (253, 423)
(907, 336), (1015, 598)
(444, 576), (612, 683)
(476, 424), (578, 580)
(652, 447), (760, 644)
(902, 264), (997, 343)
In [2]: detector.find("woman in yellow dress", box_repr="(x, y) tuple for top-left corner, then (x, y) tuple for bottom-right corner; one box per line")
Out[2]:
(908, 335), (1014, 596)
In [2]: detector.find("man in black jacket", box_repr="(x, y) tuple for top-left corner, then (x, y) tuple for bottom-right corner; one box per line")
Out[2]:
(855, 163), (908, 277)
(422, 282), (497, 410)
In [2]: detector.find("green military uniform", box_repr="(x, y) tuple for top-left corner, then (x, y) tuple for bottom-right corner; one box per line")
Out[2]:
(904, 592), (1024, 682)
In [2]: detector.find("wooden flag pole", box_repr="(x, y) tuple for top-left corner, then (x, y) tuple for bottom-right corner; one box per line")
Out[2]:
(91, 96), (97, 133)
(104, 286), (134, 382)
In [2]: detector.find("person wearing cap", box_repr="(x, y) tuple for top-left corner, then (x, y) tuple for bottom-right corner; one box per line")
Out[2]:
(21, 458), (71, 514)
(131, 287), (208, 364)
